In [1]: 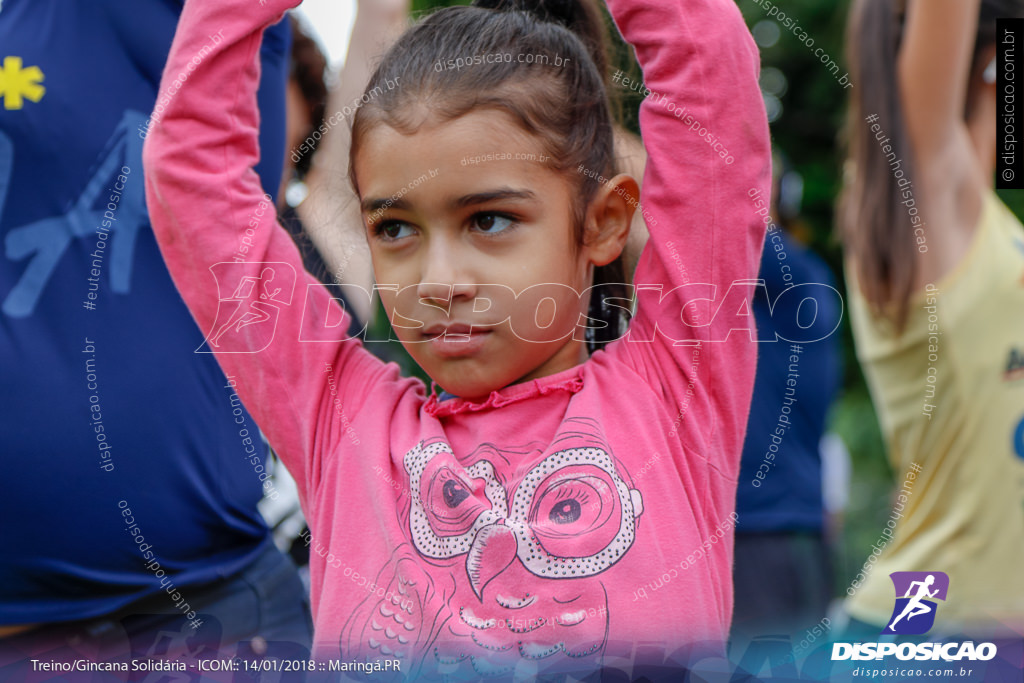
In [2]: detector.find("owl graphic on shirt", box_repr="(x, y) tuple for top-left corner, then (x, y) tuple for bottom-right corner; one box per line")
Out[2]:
(341, 428), (645, 679)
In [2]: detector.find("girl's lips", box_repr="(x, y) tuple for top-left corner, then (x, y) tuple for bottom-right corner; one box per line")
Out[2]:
(424, 329), (492, 358)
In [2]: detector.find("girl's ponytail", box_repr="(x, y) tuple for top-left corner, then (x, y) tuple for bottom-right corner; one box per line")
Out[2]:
(471, 0), (610, 81)
(839, 0), (915, 326)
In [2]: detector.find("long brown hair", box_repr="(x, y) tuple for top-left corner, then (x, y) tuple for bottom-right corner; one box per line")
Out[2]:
(839, 0), (1021, 329)
(350, 3), (628, 351)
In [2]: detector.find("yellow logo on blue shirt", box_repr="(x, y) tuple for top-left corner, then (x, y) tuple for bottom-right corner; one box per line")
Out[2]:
(0, 56), (45, 110)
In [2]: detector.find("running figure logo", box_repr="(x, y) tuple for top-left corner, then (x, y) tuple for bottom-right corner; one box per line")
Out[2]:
(199, 262), (295, 353)
(883, 571), (949, 635)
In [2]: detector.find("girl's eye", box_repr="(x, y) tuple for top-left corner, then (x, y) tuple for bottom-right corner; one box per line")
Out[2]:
(375, 221), (415, 241)
(471, 213), (516, 234)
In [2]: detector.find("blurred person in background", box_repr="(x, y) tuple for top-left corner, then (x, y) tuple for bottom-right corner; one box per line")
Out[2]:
(731, 152), (843, 644)
(840, 0), (1024, 636)
(0, 0), (310, 673)
(289, 0), (409, 329)
(278, 15), (336, 287)
(270, 8), (410, 575)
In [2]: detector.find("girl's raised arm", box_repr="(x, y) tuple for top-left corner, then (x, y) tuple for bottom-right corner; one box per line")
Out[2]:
(897, 0), (987, 286)
(898, 0), (981, 166)
(144, 0), (405, 504)
(604, 0), (770, 459)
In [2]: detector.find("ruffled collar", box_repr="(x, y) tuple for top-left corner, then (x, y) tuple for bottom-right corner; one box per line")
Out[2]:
(423, 365), (584, 418)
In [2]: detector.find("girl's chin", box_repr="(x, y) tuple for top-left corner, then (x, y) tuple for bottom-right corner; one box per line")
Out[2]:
(418, 341), (571, 399)
(431, 368), (514, 402)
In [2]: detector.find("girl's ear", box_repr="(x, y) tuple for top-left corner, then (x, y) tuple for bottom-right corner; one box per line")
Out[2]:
(584, 173), (640, 267)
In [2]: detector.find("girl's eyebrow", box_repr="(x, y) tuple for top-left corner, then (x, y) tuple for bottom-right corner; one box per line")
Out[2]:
(361, 196), (412, 214)
(452, 189), (536, 210)
(360, 188), (537, 215)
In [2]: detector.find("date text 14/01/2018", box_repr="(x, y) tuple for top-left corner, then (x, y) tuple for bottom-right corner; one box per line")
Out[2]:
(216, 659), (404, 673)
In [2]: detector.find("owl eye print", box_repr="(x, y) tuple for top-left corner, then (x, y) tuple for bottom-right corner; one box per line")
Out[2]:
(404, 442), (644, 598)
(512, 447), (644, 579)
(405, 441), (507, 560)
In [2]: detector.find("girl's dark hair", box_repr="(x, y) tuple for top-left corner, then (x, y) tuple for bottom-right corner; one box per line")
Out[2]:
(471, 0), (611, 83)
(350, 3), (629, 352)
(839, 0), (1024, 329)
(289, 16), (328, 178)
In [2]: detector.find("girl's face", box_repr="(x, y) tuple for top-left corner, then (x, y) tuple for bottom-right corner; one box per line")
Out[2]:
(355, 109), (604, 400)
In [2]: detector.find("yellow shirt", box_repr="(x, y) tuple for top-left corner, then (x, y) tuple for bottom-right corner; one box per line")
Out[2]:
(845, 190), (1024, 635)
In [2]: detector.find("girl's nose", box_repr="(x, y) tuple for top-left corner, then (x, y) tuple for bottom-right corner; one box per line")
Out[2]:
(415, 282), (478, 309)
(416, 243), (477, 303)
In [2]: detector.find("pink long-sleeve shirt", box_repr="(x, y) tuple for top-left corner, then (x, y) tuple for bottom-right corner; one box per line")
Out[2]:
(144, 0), (768, 676)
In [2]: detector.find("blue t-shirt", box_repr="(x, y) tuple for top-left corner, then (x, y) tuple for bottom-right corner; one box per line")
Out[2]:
(0, 0), (290, 623)
(735, 229), (842, 533)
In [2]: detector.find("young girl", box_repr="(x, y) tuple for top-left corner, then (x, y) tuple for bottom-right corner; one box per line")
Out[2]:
(144, 0), (769, 677)
(841, 0), (1024, 636)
